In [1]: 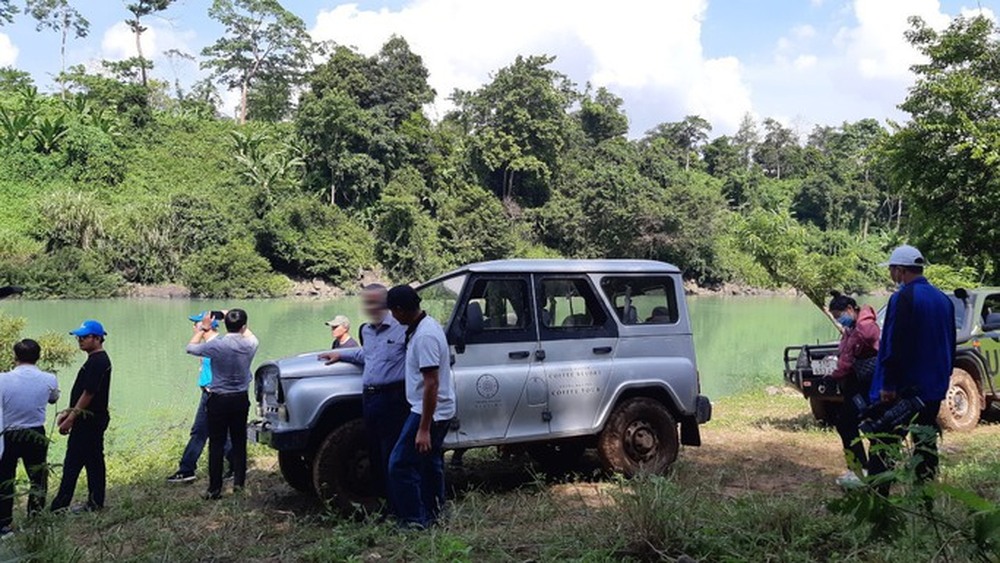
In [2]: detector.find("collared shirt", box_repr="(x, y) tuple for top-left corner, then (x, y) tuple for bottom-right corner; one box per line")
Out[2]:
(187, 332), (259, 394)
(405, 314), (456, 421)
(1, 364), (59, 429)
(336, 314), (407, 386)
(871, 276), (956, 402)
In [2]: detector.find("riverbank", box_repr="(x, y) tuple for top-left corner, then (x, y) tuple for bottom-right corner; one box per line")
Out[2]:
(7, 392), (1000, 561)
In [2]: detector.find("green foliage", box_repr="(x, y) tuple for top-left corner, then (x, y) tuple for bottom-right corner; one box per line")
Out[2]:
(0, 313), (76, 373)
(1, 247), (122, 298)
(259, 197), (375, 287)
(182, 240), (291, 298)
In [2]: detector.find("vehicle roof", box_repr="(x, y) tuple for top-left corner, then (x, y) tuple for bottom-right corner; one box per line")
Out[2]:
(429, 259), (681, 280)
(969, 287), (1000, 296)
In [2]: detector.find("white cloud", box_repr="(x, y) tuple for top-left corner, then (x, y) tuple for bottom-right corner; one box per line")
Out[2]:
(311, 0), (753, 134)
(793, 54), (818, 70)
(0, 33), (18, 67)
(100, 20), (197, 65)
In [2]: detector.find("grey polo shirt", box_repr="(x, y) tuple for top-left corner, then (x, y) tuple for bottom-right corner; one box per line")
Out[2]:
(186, 332), (258, 394)
(405, 314), (455, 421)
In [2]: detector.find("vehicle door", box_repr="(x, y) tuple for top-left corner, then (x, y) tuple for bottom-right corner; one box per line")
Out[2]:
(975, 293), (1000, 387)
(533, 274), (618, 436)
(449, 274), (544, 446)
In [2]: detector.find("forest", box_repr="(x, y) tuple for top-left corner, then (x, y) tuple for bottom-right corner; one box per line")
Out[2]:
(0, 0), (997, 298)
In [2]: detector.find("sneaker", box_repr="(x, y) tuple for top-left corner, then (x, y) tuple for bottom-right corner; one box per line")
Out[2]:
(835, 470), (864, 489)
(202, 490), (222, 501)
(223, 469), (235, 481)
(166, 471), (196, 484)
(0, 526), (13, 539)
(70, 503), (101, 514)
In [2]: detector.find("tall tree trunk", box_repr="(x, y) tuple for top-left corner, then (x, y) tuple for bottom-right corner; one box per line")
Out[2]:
(135, 26), (147, 87)
(59, 10), (68, 99)
(330, 182), (336, 206)
(239, 79), (249, 125)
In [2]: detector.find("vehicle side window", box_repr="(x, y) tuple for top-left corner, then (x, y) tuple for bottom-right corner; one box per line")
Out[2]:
(981, 294), (1000, 330)
(600, 276), (679, 325)
(461, 276), (533, 344)
(538, 278), (608, 331)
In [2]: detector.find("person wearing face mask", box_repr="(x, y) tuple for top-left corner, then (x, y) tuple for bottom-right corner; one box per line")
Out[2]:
(824, 292), (880, 488)
(868, 245), (955, 496)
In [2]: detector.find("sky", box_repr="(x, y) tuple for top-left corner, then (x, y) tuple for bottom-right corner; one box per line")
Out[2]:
(0, 0), (995, 136)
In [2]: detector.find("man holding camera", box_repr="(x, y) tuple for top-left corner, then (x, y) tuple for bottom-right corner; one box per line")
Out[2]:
(867, 245), (955, 495)
(186, 309), (258, 500)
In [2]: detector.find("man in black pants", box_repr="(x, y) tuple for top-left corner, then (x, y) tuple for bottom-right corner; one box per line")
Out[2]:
(52, 320), (112, 512)
(186, 309), (258, 500)
(0, 339), (60, 534)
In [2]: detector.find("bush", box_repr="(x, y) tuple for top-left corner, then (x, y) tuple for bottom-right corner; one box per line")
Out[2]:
(62, 125), (125, 185)
(182, 240), (291, 298)
(0, 313), (77, 374)
(8, 247), (123, 298)
(259, 197), (375, 287)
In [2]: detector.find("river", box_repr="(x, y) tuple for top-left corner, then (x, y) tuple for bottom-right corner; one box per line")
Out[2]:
(2, 296), (852, 442)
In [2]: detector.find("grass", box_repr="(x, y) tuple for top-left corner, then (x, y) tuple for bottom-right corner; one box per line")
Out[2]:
(4, 391), (1000, 562)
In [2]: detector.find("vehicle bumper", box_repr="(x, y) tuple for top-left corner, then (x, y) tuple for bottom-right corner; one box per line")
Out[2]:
(247, 420), (309, 451)
(695, 394), (712, 424)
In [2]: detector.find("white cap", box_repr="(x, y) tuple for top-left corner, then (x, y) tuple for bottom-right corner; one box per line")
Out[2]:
(879, 245), (926, 267)
(325, 315), (350, 329)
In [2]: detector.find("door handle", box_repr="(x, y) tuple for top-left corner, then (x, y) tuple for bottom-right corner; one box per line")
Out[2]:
(535, 350), (546, 361)
(508, 351), (530, 360)
(593, 346), (613, 355)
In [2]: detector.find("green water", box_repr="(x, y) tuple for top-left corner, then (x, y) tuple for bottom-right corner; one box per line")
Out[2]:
(2, 296), (855, 437)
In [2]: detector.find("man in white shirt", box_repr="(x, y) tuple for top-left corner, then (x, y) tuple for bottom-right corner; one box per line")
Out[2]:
(0, 339), (59, 535)
(384, 285), (456, 528)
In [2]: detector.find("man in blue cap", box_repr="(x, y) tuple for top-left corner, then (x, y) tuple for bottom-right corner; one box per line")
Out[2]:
(167, 312), (234, 484)
(51, 320), (112, 512)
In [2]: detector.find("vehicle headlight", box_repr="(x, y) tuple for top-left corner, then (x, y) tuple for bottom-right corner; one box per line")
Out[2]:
(255, 365), (280, 403)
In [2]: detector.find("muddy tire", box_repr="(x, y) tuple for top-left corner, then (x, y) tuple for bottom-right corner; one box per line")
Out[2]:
(938, 368), (981, 432)
(312, 419), (379, 514)
(278, 450), (315, 495)
(809, 396), (835, 426)
(597, 398), (678, 476)
(527, 440), (587, 475)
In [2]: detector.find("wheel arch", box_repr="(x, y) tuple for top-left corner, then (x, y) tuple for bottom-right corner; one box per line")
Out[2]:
(307, 397), (363, 452)
(597, 383), (683, 431)
(954, 350), (988, 396)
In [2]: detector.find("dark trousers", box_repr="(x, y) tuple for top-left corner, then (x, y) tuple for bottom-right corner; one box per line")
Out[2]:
(206, 392), (249, 495)
(387, 413), (450, 528)
(51, 415), (109, 511)
(0, 427), (48, 528)
(362, 383), (410, 505)
(179, 390), (233, 474)
(868, 400), (941, 496)
(835, 378), (869, 472)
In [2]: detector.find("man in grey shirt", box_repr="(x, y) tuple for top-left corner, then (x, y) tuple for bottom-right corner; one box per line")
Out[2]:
(0, 339), (59, 534)
(186, 309), (258, 499)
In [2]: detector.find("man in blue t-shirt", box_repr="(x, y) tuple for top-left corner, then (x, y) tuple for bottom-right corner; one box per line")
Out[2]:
(868, 245), (955, 495)
(166, 312), (233, 483)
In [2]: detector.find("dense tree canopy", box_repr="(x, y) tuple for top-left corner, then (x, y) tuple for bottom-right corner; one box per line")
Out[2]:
(0, 5), (995, 297)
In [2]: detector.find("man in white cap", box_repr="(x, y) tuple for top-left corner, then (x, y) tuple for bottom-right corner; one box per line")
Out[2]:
(868, 245), (955, 495)
(326, 315), (358, 350)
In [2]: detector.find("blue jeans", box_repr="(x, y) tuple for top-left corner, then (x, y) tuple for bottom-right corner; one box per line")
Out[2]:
(387, 412), (450, 528)
(362, 383), (410, 506)
(179, 391), (232, 474)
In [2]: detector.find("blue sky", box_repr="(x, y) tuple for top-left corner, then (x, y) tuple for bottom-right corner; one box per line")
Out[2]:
(0, 0), (995, 135)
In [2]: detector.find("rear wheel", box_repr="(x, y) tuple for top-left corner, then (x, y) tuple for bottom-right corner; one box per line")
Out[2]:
(809, 396), (835, 426)
(938, 368), (981, 432)
(597, 397), (678, 476)
(278, 450), (314, 495)
(312, 419), (380, 514)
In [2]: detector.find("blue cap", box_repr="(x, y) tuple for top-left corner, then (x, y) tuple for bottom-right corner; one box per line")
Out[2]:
(189, 312), (209, 323)
(70, 320), (107, 338)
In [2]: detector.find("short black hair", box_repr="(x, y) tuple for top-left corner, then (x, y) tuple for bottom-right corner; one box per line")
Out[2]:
(903, 265), (925, 275)
(386, 285), (421, 312)
(14, 339), (41, 364)
(828, 291), (858, 313)
(225, 309), (248, 332)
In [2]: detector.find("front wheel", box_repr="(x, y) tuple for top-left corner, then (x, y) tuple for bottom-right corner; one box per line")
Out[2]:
(938, 368), (981, 432)
(597, 397), (678, 476)
(278, 450), (314, 495)
(312, 419), (380, 515)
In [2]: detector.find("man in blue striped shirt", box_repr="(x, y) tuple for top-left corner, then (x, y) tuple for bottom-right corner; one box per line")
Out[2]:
(319, 284), (408, 511)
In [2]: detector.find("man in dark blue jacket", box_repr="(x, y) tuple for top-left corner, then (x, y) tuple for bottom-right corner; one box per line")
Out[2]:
(868, 245), (955, 495)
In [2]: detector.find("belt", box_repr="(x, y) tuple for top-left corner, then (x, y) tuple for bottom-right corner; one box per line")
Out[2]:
(207, 389), (247, 397)
(363, 381), (405, 395)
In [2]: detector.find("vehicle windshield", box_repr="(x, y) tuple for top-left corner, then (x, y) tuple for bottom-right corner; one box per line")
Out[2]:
(417, 274), (467, 329)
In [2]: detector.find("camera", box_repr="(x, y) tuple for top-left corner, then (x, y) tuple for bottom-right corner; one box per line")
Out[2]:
(211, 311), (225, 320)
(859, 396), (927, 435)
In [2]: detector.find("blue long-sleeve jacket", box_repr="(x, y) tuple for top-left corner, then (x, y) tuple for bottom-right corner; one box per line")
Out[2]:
(870, 277), (955, 403)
